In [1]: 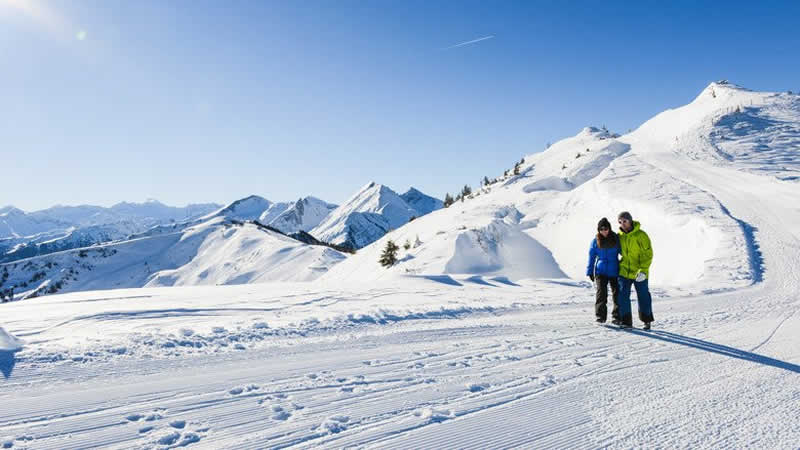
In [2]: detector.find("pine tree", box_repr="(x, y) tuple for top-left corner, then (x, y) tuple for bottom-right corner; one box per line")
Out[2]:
(483, 176), (490, 186)
(403, 239), (411, 250)
(513, 162), (520, 175)
(379, 240), (399, 267)
(444, 193), (454, 207)
(461, 184), (472, 198)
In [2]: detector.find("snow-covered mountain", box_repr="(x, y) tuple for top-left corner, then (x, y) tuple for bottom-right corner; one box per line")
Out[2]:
(268, 196), (338, 234)
(323, 82), (798, 292)
(0, 207), (72, 239)
(0, 201), (222, 264)
(310, 182), (442, 249)
(401, 187), (444, 216)
(0, 222), (140, 263)
(205, 195), (273, 222)
(0, 216), (347, 299)
(1, 201), (221, 239)
(258, 201), (293, 224)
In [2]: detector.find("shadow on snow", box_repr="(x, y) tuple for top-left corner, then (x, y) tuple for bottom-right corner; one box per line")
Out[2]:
(630, 329), (799, 374)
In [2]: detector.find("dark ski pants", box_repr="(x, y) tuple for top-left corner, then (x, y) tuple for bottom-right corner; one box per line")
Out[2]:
(594, 275), (619, 322)
(618, 277), (654, 325)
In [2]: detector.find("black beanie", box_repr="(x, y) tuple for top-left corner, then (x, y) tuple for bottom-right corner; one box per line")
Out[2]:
(597, 217), (611, 231)
(618, 211), (633, 222)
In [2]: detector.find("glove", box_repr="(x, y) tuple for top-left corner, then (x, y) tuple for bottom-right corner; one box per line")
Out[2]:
(588, 274), (595, 282)
(635, 272), (647, 282)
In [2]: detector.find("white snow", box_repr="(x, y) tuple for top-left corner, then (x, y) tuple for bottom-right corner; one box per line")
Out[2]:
(1, 82), (799, 448)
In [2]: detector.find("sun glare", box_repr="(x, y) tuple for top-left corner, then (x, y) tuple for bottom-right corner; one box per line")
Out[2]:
(1, 0), (73, 38)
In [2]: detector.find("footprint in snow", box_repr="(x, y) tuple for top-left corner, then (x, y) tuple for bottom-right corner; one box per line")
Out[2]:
(169, 420), (186, 429)
(270, 405), (292, 421)
(229, 384), (259, 396)
(151, 427), (205, 447)
(467, 383), (490, 393)
(414, 408), (453, 423)
(316, 416), (350, 434)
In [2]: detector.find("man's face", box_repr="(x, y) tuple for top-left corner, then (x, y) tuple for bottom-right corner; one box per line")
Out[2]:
(618, 217), (632, 232)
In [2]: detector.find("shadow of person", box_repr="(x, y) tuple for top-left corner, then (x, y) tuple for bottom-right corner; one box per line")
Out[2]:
(627, 329), (800, 374)
(0, 349), (19, 379)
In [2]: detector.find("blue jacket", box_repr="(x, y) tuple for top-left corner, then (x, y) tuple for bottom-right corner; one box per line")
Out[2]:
(586, 237), (620, 277)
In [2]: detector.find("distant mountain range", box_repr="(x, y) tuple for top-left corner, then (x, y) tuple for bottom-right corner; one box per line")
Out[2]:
(1, 186), (442, 299)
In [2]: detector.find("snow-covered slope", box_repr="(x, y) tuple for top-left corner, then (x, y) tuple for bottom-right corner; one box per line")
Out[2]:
(311, 182), (441, 249)
(630, 81), (800, 181)
(267, 196), (338, 234)
(323, 83), (797, 294)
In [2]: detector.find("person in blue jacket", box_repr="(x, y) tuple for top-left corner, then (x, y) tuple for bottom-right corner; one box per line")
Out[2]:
(586, 217), (620, 323)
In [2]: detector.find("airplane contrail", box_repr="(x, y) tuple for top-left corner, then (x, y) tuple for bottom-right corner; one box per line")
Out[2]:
(442, 35), (495, 50)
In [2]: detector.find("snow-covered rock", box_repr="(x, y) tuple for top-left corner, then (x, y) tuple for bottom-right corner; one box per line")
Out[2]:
(267, 197), (337, 234)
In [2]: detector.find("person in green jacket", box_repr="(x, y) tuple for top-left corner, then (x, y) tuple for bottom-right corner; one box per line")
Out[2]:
(615, 211), (654, 329)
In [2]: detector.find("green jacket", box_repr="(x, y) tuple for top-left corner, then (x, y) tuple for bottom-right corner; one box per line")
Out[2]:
(618, 221), (653, 279)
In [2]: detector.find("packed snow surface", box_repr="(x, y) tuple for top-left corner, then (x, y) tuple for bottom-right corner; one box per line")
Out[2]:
(1, 83), (799, 448)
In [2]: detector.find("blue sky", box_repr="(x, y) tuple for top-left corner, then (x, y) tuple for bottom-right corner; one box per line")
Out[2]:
(2, 0), (799, 211)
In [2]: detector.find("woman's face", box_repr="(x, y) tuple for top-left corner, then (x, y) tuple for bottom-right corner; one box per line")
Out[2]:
(599, 225), (610, 236)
